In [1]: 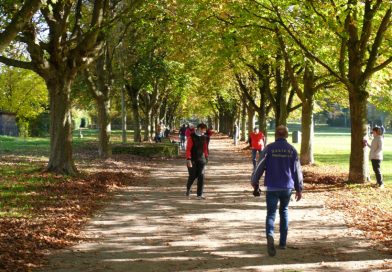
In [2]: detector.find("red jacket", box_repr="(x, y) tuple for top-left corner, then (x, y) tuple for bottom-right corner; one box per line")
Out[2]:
(185, 127), (194, 138)
(186, 133), (209, 160)
(250, 132), (265, 150)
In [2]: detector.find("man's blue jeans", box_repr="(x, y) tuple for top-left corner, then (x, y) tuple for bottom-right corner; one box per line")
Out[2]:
(266, 189), (292, 246)
(252, 149), (261, 169)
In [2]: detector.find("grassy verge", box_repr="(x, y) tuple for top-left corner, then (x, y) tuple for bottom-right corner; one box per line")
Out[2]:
(0, 131), (149, 271)
(291, 129), (392, 254)
(289, 132), (392, 185)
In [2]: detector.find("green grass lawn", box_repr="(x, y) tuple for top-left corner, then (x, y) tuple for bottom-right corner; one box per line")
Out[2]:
(289, 131), (392, 185)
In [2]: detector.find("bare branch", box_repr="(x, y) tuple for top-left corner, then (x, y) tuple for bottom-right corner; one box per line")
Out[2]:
(0, 0), (42, 51)
(235, 73), (261, 112)
(275, 27), (304, 101)
(289, 103), (303, 112)
(271, 3), (345, 83)
(0, 56), (35, 71)
(363, 7), (392, 80)
(371, 56), (392, 74)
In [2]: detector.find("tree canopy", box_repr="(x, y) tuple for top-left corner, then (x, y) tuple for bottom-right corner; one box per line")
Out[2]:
(0, 0), (391, 180)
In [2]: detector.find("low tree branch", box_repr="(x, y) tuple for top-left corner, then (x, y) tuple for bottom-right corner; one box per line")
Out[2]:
(0, 0), (42, 51)
(0, 56), (35, 71)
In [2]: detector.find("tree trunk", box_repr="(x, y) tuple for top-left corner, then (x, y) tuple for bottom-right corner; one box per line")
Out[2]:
(300, 99), (314, 165)
(45, 78), (78, 175)
(348, 88), (369, 183)
(247, 107), (255, 140)
(214, 114), (219, 131)
(126, 84), (142, 142)
(278, 97), (288, 126)
(149, 112), (155, 141)
(300, 64), (315, 165)
(121, 87), (127, 144)
(240, 101), (247, 141)
(207, 116), (213, 130)
(258, 89), (268, 139)
(143, 108), (152, 142)
(97, 97), (111, 158)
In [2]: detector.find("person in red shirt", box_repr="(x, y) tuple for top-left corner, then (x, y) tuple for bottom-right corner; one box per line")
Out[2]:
(185, 123), (195, 138)
(185, 123), (209, 199)
(249, 127), (265, 169)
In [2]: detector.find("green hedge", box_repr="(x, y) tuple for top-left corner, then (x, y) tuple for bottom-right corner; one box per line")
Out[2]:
(112, 142), (179, 157)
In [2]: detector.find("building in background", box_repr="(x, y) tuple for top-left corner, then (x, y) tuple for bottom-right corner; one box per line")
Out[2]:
(0, 112), (18, 136)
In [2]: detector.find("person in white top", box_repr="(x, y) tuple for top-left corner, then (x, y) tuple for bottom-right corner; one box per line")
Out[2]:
(365, 127), (384, 188)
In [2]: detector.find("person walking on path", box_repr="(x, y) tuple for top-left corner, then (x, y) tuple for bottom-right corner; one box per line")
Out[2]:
(251, 125), (303, 257)
(185, 123), (195, 139)
(249, 127), (265, 169)
(179, 124), (187, 151)
(365, 126), (384, 188)
(185, 123), (209, 199)
(233, 124), (239, 146)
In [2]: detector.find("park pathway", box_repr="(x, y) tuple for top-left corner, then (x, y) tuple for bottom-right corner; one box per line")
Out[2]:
(39, 137), (392, 272)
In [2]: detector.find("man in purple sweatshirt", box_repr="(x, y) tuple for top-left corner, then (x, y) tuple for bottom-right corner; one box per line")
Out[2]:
(251, 125), (303, 257)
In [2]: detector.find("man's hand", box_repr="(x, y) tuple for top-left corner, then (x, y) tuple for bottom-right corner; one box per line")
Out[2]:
(295, 191), (302, 201)
(253, 187), (261, 197)
(187, 160), (192, 168)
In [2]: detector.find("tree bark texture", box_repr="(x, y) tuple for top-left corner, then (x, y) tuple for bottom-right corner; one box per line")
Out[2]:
(143, 108), (152, 142)
(300, 64), (315, 165)
(348, 87), (369, 183)
(300, 99), (314, 165)
(121, 87), (127, 144)
(247, 107), (255, 140)
(45, 77), (78, 175)
(126, 84), (142, 143)
(96, 97), (111, 158)
(240, 100), (247, 141)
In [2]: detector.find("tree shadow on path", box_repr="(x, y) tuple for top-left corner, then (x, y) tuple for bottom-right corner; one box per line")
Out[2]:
(38, 138), (392, 272)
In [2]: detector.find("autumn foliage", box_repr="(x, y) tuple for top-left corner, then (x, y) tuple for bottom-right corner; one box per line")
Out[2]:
(0, 170), (145, 272)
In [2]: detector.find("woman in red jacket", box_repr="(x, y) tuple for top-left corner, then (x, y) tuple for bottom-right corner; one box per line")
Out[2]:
(185, 123), (208, 199)
(249, 127), (265, 169)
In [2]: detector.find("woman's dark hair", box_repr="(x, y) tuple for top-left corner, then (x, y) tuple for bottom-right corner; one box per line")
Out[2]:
(372, 127), (380, 133)
(197, 123), (207, 130)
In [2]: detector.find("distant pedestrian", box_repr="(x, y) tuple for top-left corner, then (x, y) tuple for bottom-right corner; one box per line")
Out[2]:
(185, 123), (209, 199)
(380, 125), (385, 137)
(179, 124), (187, 150)
(249, 127), (265, 169)
(154, 125), (162, 143)
(233, 124), (239, 146)
(185, 123), (195, 138)
(164, 126), (170, 138)
(251, 125), (303, 257)
(365, 127), (384, 188)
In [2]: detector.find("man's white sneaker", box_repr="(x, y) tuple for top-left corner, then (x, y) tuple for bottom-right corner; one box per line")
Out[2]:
(197, 195), (206, 200)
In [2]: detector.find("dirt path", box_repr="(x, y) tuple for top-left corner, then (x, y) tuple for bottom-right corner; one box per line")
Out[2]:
(38, 138), (392, 272)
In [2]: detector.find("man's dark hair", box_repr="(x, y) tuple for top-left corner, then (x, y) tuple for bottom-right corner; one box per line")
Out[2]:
(275, 125), (289, 139)
(372, 127), (380, 133)
(197, 123), (207, 130)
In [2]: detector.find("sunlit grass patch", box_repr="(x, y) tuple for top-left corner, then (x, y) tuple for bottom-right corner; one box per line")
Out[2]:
(0, 163), (64, 218)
